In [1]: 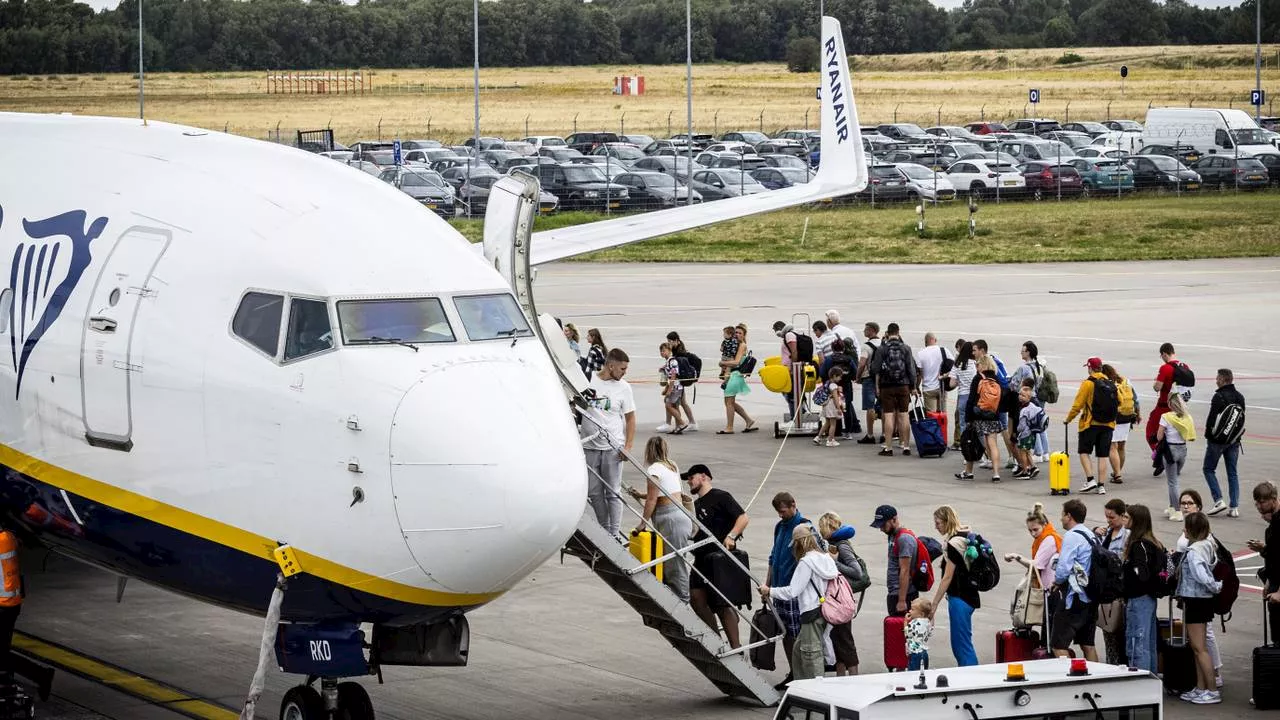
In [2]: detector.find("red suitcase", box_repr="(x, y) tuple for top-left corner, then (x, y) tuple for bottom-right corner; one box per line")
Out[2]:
(995, 628), (1041, 663)
(884, 616), (908, 671)
(927, 411), (948, 446)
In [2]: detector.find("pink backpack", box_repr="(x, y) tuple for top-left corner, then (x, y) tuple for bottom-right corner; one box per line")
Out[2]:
(813, 574), (857, 625)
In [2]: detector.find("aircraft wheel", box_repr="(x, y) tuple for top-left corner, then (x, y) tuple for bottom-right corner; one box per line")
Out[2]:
(335, 682), (376, 720)
(280, 686), (325, 720)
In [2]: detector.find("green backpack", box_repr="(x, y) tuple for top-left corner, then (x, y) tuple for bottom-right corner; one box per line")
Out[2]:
(1036, 364), (1060, 404)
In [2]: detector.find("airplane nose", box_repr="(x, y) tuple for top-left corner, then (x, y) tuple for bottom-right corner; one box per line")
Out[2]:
(389, 356), (587, 595)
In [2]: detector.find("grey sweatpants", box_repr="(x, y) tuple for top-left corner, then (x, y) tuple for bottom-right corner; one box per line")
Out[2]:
(652, 503), (693, 602)
(584, 448), (623, 535)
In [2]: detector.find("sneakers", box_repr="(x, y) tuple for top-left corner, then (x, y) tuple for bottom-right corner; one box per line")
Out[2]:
(1179, 689), (1204, 702)
(1230, 508), (1241, 518)
(857, 435), (877, 444)
(1013, 467), (1031, 479)
(1080, 480), (1100, 493)
(1005, 458), (1017, 470)
(991, 475), (1002, 483)
(814, 436), (823, 445)
(1191, 691), (1222, 705)
(1216, 674), (1224, 688)
(878, 448), (894, 457)
(955, 471), (975, 480)
(655, 423), (672, 433)
(1168, 510), (1184, 522)
(826, 439), (841, 447)
(1208, 499), (1228, 516)
(878, 435), (886, 444)
(978, 459), (993, 469)
(1098, 485), (1106, 495)
(841, 433), (855, 441)
(1028, 466), (1041, 479)
(901, 447), (912, 456)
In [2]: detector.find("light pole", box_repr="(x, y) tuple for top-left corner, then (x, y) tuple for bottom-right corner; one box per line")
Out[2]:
(685, 0), (694, 206)
(1256, 0), (1263, 124)
(137, 0), (144, 120)
(473, 0), (480, 167)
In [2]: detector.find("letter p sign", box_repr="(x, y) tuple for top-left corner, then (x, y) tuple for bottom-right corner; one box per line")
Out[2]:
(1252, 90), (1265, 107)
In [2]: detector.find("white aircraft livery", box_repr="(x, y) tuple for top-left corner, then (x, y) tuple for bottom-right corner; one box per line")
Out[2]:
(0, 17), (864, 720)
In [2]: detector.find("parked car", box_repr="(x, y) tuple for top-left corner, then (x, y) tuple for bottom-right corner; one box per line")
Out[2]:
(539, 147), (585, 163)
(689, 168), (768, 200)
(1020, 161), (1084, 200)
(1106, 120), (1143, 132)
(448, 145), (477, 158)
(432, 157), (481, 173)
(378, 166), (456, 218)
(895, 162), (957, 201)
(755, 139), (808, 157)
(669, 133), (715, 150)
(925, 126), (985, 142)
(850, 164), (912, 203)
(592, 144), (646, 164)
(1076, 147), (1127, 160)
(1000, 139), (1070, 164)
(350, 140), (394, 154)
(776, 129), (819, 143)
(532, 163), (629, 210)
(957, 151), (1021, 165)
(481, 149), (523, 170)
(1135, 144), (1204, 167)
(1064, 157), (1135, 195)
(1008, 118), (1063, 136)
(750, 167), (814, 189)
(521, 136), (567, 150)
(1192, 155), (1270, 190)
(1255, 152), (1280, 185)
(1040, 131), (1095, 149)
(876, 123), (932, 143)
(946, 159), (1025, 198)
(503, 140), (536, 157)
(463, 136), (507, 150)
(720, 130), (770, 145)
(343, 159), (383, 177)
(439, 163), (498, 191)
(405, 148), (460, 165)
(461, 174), (559, 215)
(613, 171), (701, 208)
(401, 139), (443, 150)
(1125, 154), (1201, 191)
(930, 142), (987, 166)
(320, 150), (354, 162)
(964, 122), (1009, 135)
(620, 134), (655, 149)
(643, 139), (693, 155)
(703, 141), (754, 155)
(631, 155), (699, 181)
(565, 131), (622, 154)
(1061, 121), (1111, 138)
(496, 157), (538, 173)
(761, 154), (811, 170)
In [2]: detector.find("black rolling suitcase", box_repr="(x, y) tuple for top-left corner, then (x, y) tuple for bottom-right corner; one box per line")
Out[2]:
(1254, 598), (1280, 709)
(1159, 598), (1197, 695)
(706, 548), (752, 609)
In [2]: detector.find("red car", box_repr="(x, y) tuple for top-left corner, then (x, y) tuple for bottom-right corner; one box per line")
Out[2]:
(1021, 161), (1084, 200)
(965, 122), (1009, 135)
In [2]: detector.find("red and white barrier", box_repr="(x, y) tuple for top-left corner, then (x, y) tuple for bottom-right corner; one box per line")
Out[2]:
(613, 75), (645, 96)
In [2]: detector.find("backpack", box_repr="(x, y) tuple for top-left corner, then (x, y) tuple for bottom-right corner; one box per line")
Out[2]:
(1026, 405), (1049, 434)
(939, 347), (954, 375)
(975, 377), (1002, 419)
(1037, 364), (1060, 404)
(1074, 528), (1124, 604)
(960, 423), (985, 462)
(793, 333), (815, 366)
(993, 356), (1009, 386)
(812, 574), (857, 625)
(1212, 537), (1240, 622)
(897, 529), (935, 593)
(1207, 403), (1246, 446)
(1169, 361), (1195, 388)
(955, 532), (1001, 593)
(877, 339), (911, 385)
(1115, 379), (1137, 423)
(841, 544), (872, 594)
(812, 383), (831, 406)
(736, 352), (758, 376)
(677, 352), (702, 387)
(1088, 377), (1119, 425)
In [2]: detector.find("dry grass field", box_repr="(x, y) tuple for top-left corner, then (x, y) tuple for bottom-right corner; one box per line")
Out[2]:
(1, 44), (1277, 142)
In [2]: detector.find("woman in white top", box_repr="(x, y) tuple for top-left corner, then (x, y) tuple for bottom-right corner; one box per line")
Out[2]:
(760, 524), (839, 681)
(952, 341), (978, 449)
(1158, 394), (1196, 520)
(637, 436), (693, 602)
(1173, 490), (1224, 688)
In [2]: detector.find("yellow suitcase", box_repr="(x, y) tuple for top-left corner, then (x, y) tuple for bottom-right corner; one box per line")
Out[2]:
(1050, 425), (1071, 495)
(629, 530), (663, 582)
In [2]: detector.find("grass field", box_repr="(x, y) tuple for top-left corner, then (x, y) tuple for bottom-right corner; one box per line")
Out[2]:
(2, 44), (1277, 142)
(447, 191), (1280, 263)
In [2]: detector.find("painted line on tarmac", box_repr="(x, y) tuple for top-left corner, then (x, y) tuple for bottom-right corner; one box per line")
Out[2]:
(12, 631), (238, 720)
(933, 330), (1280, 356)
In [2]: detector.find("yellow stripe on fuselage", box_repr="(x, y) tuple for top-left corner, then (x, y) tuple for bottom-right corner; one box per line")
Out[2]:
(0, 443), (502, 607)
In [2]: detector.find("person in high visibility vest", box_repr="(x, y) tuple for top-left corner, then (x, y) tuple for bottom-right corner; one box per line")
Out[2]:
(0, 526), (22, 679)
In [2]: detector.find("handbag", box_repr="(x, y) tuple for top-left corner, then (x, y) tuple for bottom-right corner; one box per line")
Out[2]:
(1010, 564), (1046, 629)
(1097, 599), (1125, 632)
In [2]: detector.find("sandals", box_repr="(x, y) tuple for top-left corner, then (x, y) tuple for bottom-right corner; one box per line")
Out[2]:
(743, 424), (759, 433)
(672, 425), (689, 435)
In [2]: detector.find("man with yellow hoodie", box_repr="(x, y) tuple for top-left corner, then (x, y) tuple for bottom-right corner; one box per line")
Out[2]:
(1063, 357), (1118, 495)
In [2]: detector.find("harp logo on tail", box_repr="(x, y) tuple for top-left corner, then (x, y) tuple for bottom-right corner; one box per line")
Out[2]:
(5, 207), (107, 398)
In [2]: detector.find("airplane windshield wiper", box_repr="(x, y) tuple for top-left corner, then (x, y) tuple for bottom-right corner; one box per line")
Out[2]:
(496, 328), (520, 337)
(366, 336), (419, 352)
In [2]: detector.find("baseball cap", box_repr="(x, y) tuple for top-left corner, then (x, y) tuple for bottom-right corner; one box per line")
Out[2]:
(681, 463), (712, 481)
(1085, 357), (1103, 371)
(870, 504), (898, 529)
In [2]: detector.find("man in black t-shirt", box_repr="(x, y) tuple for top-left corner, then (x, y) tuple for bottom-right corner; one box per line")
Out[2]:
(684, 464), (750, 648)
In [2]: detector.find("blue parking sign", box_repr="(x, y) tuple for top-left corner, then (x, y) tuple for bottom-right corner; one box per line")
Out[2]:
(1252, 90), (1265, 107)
(393, 139), (402, 165)
(1029, 88), (1041, 104)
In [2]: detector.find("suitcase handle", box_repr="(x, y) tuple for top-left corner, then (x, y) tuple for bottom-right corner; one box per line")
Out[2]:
(1063, 423), (1070, 458)
(1267, 594), (1272, 647)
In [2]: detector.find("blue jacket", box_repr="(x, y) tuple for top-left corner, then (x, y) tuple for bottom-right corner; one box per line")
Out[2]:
(770, 512), (811, 587)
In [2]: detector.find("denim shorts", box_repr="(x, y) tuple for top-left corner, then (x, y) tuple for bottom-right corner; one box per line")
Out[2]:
(861, 380), (879, 411)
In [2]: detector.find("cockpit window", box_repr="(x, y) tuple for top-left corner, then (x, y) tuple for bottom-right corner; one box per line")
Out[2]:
(337, 298), (455, 345)
(284, 298), (334, 361)
(453, 294), (533, 341)
(232, 292), (284, 357)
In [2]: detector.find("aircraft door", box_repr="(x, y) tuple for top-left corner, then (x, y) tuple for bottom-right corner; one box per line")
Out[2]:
(80, 227), (170, 451)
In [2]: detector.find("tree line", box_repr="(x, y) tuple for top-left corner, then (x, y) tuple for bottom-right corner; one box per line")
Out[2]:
(0, 0), (1275, 75)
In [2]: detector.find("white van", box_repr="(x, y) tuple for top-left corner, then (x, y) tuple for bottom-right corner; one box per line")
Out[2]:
(774, 659), (1162, 720)
(1143, 107), (1280, 159)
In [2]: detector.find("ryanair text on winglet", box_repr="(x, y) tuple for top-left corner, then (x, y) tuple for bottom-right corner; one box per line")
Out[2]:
(824, 36), (849, 143)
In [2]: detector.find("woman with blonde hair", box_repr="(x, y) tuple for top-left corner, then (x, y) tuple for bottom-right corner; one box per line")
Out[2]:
(718, 323), (757, 434)
(761, 523), (838, 681)
(928, 505), (979, 667)
(957, 356), (1007, 482)
(563, 323), (581, 358)
(1157, 393), (1197, 520)
(818, 511), (863, 676)
(1004, 502), (1063, 589)
(636, 436), (692, 602)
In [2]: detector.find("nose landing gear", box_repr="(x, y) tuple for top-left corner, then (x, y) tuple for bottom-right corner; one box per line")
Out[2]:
(280, 678), (374, 720)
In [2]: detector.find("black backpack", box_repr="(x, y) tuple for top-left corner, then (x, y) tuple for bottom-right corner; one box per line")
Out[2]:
(1169, 361), (1195, 388)
(793, 333), (815, 365)
(956, 532), (1001, 593)
(1207, 403), (1246, 446)
(959, 423), (985, 462)
(1213, 537), (1240, 622)
(1075, 528), (1124, 604)
(878, 339), (911, 385)
(1089, 377), (1119, 425)
(676, 352), (702, 387)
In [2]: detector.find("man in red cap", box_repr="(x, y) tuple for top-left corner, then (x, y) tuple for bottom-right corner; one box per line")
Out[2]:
(1062, 357), (1119, 494)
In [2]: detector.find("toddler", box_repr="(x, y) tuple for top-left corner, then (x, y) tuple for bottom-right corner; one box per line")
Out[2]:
(719, 326), (739, 379)
(906, 596), (934, 671)
(658, 343), (687, 433)
(1015, 381), (1045, 479)
(814, 367), (846, 447)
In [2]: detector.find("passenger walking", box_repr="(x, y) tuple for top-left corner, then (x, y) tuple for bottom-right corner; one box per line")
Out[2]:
(956, 356), (1007, 482)
(1121, 504), (1163, 674)
(1173, 490), (1223, 687)
(761, 524), (838, 683)
(686, 464), (750, 649)
(665, 332), (698, 432)
(815, 367), (847, 448)
(952, 341), (977, 451)
(717, 324), (757, 434)
(928, 506), (980, 667)
(1009, 341), (1051, 460)
(972, 339), (1015, 469)
(905, 598), (934, 671)
(581, 348), (636, 536)
(872, 323), (917, 457)
(767, 492), (817, 676)
(1013, 380), (1046, 479)
(856, 322), (883, 445)
(1247, 481), (1280, 645)
(1175, 512), (1223, 705)
(772, 321), (807, 424)
(818, 512), (864, 676)
(583, 328), (607, 378)
(563, 323), (581, 358)
(1093, 498), (1130, 666)
(871, 505), (920, 616)
(1148, 343), (1191, 473)
(821, 338), (861, 439)
(657, 343), (688, 434)
(1203, 368), (1245, 517)
(1101, 364), (1138, 485)
(637, 436), (693, 602)
(1003, 502), (1063, 593)
(1062, 356), (1117, 495)
(915, 332), (948, 413)
(1157, 394), (1196, 520)
(1052, 499), (1100, 662)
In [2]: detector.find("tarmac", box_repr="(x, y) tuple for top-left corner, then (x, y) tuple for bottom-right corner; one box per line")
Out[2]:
(15, 258), (1280, 719)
